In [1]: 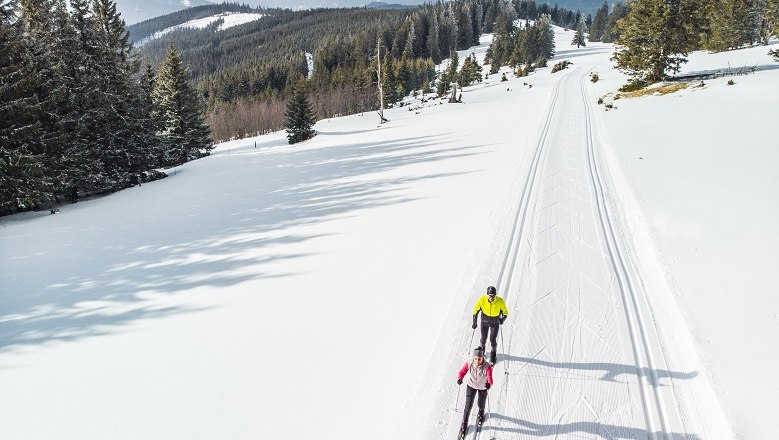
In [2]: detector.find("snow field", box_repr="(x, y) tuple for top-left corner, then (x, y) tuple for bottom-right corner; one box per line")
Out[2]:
(590, 40), (779, 440)
(136, 12), (265, 45)
(2, 25), (770, 440)
(0, 35), (562, 439)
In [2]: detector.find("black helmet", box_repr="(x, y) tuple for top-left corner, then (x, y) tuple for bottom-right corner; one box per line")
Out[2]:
(486, 286), (496, 296)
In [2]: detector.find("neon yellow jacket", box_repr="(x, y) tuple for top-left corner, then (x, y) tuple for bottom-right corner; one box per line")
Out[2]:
(472, 295), (508, 318)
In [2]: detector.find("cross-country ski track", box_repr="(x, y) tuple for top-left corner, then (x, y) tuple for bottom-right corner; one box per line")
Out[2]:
(432, 61), (728, 440)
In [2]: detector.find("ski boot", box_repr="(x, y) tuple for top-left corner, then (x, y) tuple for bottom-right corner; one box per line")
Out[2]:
(489, 349), (497, 365)
(476, 410), (485, 426)
(459, 421), (468, 438)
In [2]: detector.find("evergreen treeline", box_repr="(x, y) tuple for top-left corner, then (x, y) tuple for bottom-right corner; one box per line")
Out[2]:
(137, 0), (591, 142)
(484, 5), (556, 76)
(0, 0), (211, 217)
(613, 0), (779, 86)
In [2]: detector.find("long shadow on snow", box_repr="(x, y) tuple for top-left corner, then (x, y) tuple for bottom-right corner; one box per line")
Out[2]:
(487, 413), (700, 440)
(0, 134), (487, 354)
(502, 354), (698, 385)
(553, 46), (612, 61)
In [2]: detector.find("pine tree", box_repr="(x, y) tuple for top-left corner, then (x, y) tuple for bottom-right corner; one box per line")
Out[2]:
(458, 53), (483, 86)
(706, 0), (759, 51)
(153, 42), (213, 166)
(770, 0), (779, 59)
(572, 16), (587, 47)
(602, 3), (630, 43)
(589, 1), (609, 42)
(90, 0), (154, 188)
(0, 0), (47, 214)
(285, 88), (316, 144)
(613, 0), (707, 85)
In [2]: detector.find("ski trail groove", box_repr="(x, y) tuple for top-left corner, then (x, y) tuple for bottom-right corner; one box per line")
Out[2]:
(579, 70), (677, 439)
(473, 68), (579, 440)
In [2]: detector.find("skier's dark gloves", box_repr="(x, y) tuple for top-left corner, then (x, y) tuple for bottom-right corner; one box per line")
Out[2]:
(457, 378), (463, 385)
(499, 317), (505, 325)
(485, 383), (491, 390)
(471, 323), (477, 329)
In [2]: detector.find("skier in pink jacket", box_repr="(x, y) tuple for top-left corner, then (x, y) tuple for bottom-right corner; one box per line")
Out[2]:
(456, 346), (493, 437)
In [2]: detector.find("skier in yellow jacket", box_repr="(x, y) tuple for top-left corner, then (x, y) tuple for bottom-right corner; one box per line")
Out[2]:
(472, 286), (508, 364)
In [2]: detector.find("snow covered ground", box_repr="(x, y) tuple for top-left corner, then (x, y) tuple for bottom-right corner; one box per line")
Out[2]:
(136, 12), (265, 45)
(590, 41), (779, 440)
(1, 28), (775, 440)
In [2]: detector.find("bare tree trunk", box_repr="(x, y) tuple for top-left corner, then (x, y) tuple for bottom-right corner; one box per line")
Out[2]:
(376, 39), (388, 123)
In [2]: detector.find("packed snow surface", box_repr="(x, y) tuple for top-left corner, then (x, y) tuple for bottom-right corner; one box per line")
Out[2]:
(2, 28), (775, 440)
(136, 12), (265, 45)
(591, 40), (779, 440)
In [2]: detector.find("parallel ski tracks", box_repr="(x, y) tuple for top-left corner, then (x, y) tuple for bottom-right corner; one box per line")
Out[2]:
(579, 71), (680, 440)
(467, 69), (578, 440)
(447, 66), (685, 440)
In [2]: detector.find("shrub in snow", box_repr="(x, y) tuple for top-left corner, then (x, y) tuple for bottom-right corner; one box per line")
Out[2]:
(551, 60), (572, 73)
(618, 79), (648, 93)
(590, 72), (600, 83)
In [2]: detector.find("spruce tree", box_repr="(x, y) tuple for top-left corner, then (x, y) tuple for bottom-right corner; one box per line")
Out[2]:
(458, 53), (483, 86)
(589, 2), (609, 42)
(572, 16), (587, 47)
(153, 42), (213, 167)
(613, 0), (707, 84)
(90, 0), (152, 188)
(0, 1), (47, 214)
(602, 3), (630, 43)
(285, 88), (316, 144)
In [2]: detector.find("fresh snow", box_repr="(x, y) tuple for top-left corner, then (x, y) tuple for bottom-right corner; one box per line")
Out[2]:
(2, 27), (775, 440)
(305, 51), (314, 78)
(136, 12), (265, 45)
(590, 40), (779, 440)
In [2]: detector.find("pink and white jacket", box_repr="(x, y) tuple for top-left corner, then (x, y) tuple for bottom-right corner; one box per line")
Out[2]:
(457, 360), (493, 390)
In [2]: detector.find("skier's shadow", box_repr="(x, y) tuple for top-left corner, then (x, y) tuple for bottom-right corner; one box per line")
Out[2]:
(500, 354), (698, 385)
(485, 412), (701, 439)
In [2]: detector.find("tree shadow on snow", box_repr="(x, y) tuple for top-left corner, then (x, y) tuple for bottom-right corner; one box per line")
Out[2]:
(553, 46), (613, 61)
(0, 133), (488, 355)
(501, 354), (698, 385)
(486, 412), (701, 440)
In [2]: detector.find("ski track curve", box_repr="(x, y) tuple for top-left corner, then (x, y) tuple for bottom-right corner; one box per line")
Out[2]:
(432, 64), (715, 440)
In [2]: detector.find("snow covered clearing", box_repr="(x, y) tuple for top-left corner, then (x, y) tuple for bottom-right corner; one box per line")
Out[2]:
(136, 12), (265, 45)
(590, 40), (779, 440)
(1, 27), (774, 440)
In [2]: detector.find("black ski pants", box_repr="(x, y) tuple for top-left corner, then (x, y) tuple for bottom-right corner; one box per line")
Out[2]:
(462, 385), (488, 424)
(480, 320), (499, 352)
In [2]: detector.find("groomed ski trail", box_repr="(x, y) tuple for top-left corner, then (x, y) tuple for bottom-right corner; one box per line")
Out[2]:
(435, 63), (721, 440)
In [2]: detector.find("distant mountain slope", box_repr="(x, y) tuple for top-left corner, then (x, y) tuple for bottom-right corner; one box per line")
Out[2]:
(543, 0), (614, 16)
(365, 1), (416, 9)
(252, 0), (421, 9)
(116, 0), (214, 25)
(127, 3), (259, 43)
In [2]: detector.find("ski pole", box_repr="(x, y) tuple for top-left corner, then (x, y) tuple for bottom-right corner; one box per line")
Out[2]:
(487, 391), (497, 440)
(455, 327), (476, 411)
(500, 325), (507, 372)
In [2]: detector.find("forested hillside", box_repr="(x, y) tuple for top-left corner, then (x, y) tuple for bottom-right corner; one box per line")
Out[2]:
(132, 1), (590, 141)
(0, 0), (212, 216)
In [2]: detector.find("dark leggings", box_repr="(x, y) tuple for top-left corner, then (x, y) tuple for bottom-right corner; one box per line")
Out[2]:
(480, 321), (499, 351)
(462, 385), (488, 424)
